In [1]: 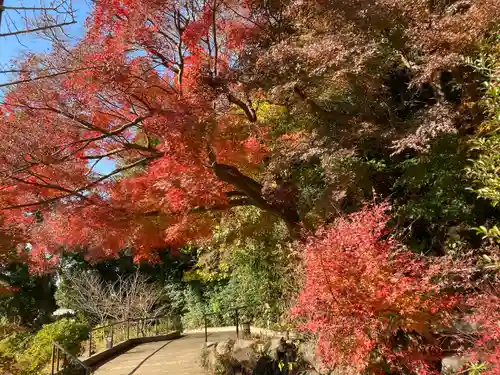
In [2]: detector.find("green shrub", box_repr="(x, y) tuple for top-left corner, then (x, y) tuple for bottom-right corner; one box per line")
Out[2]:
(466, 30), (500, 243)
(0, 330), (32, 374)
(181, 285), (211, 329)
(0, 318), (89, 375)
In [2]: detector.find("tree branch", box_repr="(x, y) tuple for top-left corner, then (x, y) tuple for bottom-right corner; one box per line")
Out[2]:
(211, 0), (218, 77)
(204, 76), (257, 122)
(207, 147), (299, 226)
(0, 67), (95, 89)
(81, 148), (127, 160)
(1, 155), (162, 210)
(0, 20), (76, 38)
(191, 197), (251, 213)
(10, 175), (88, 200)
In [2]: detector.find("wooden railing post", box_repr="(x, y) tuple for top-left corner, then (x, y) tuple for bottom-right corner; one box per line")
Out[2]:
(127, 319), (130, 340)
(53, 341), (93, 375)
(204, 315), (208, 343)
(106, 326), (114, 349)
(51, 344), (55, 375)
(110, 324), (114, 347)
(88, 330), (92, 358)
(235, 308), (239, 339)
(56, 346), (60, 372)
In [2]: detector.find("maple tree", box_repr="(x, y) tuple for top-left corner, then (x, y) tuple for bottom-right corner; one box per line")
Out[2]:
(0, 0), (301, 267)
(292, 203), (464, 374)
(467, 285), (500, 375)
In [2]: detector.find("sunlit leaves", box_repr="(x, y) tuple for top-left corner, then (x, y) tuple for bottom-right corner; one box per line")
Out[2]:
(0, 0), (273, 267)
(293, 203), (461, 374)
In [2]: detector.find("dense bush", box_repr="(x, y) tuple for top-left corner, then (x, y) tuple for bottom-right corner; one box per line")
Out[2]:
(0, 330), (31, 374)
(181, 207), (300, 329)
(463, 31), (500, 374)
(181, 284), (212, 329)
(467, 31), (500, 246)
(0, 318), (88, 375)
(392, 134), (495, 255)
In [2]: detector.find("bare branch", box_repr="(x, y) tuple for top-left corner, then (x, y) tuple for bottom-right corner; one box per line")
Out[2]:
(59, 269), (168, 324)
(0, 0), (76, 40)
(82, 148), (128, 160)
(204, 76), (257, 122)
(0, 20), (75, 38)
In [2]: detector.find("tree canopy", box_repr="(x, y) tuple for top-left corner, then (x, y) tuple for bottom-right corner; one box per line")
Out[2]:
(0, 0), (497, 268)
(0, 0), (500, 373)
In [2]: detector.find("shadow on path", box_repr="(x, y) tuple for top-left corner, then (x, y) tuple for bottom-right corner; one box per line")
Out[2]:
(127, 340), (173, 375)
(93, 329), (237, 374)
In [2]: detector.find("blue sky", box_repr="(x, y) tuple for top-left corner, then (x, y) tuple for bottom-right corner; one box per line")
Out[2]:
(1, 0), (116, 174)
(1, 0), (91, 79)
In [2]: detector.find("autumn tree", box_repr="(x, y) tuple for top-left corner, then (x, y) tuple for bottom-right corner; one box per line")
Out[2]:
(0, 0), (294, 268)
(292, 203), (465, 373)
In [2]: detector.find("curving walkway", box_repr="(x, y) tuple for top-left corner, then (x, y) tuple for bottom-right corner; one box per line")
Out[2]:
(93, 330), (236, 375)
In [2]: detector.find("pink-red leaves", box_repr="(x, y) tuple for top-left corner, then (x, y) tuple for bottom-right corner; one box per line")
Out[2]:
(293, 203), (460, 374)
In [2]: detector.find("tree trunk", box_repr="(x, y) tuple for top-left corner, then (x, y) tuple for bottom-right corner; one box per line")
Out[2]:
(211, 162), (300, 229)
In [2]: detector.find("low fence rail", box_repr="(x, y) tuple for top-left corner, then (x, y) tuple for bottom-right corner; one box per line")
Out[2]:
(50, 314), (181, 375)
(85, 315), (180, 358)
(202, 305), (251, 342)
(51, 341), (92, 375)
